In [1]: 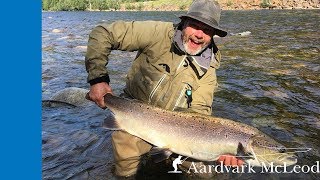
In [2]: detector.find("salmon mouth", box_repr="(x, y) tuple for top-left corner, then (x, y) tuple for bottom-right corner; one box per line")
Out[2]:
(277, 154), (298, 165)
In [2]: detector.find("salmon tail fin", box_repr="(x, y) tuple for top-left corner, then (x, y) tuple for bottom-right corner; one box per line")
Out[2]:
(103, 113), (123, 130)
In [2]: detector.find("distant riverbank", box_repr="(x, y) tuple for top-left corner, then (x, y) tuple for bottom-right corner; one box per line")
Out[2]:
(42, 0), (320, 12)
(120, 0), (320, 11)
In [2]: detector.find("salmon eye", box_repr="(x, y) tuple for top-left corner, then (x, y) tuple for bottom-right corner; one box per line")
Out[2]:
(279, 148), (286, 153)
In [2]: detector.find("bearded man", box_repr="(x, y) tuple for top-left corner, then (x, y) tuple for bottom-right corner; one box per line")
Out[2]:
(85, 0), (243, 178)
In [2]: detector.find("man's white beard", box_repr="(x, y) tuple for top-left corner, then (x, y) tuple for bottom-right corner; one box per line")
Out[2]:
(182, 34), (210, 55)
(183, 41), (208, 55)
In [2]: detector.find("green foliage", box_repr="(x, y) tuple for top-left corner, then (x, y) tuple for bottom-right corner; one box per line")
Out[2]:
(110, 0), (120, 10)
(42, 0), (59, 10)
(88, 0), (107, 10)
(122, 0), (157, 2)
(42, 0), (51, 10)
(42, 0), (86, 11)
(125, 3), (144, 11)
(260, 0), (272, 8)
(62, 0), (87, 11)
(227, 0), (233, 7)
(42, 0), (121, 11)
(137, 3), (144, 11)
(125, 3), (135, 10)
(41, 0), (178, 11)
(96, 0), (110, 10)
(179, 4), (186, 10)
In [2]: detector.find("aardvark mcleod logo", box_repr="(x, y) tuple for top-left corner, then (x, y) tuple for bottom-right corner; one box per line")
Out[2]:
(166, 148), (317, 174)
(168, 155), (188, 173)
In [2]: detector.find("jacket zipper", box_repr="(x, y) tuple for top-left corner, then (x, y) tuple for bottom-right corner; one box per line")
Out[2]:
(148, 74), (167, 103)
(149, 56), (186, 104)
(176, 55), (187, 74)
(172, 56), (189, 110)
(173, 84), (189, 110)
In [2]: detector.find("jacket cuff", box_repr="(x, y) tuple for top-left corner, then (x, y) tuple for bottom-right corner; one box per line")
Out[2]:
(88, 75), (110, 86)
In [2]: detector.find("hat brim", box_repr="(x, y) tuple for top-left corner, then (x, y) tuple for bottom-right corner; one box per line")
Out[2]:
(179, 15), (228, 37)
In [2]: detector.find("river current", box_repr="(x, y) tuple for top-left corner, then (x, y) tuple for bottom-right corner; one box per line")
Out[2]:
(42, 10), (320, 179)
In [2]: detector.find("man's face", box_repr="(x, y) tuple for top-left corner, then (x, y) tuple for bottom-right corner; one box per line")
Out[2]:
(181, 19), (215, 55)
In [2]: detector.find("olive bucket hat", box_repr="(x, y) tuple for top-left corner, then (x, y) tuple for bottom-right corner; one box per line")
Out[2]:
(179, 0), (228, 37)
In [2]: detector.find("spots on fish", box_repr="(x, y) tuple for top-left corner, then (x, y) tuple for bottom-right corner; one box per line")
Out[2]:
(215, 131), (221, 136)
(252, 135), (282, 151)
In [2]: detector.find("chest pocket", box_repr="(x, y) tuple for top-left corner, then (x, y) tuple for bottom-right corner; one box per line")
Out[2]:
(149, 58), (200, 111)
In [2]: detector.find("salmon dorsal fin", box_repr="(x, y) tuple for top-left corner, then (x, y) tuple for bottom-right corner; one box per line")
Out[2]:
(173, 107), (197, 113)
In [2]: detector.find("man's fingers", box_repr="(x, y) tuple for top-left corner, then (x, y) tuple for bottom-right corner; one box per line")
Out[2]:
(86, 92), (97, 102)
(218, 155), (244, 167)
(218, 155), (225, 163)
(97, 98), (107, 109)
(86, 92), (107, 109)
(237, 159), (244, 166)
(224, 155), (231, 166)
(85, 92), (92, 101)
(231, 156), (238, 167)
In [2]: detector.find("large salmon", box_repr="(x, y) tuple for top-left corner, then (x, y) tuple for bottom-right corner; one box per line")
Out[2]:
(103, 94), (299, 166)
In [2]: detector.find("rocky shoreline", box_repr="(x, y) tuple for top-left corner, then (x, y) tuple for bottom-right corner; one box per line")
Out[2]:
(119, 0), (320, 11)
(219, 0), (320, 10)
(42, 0), (320, 12)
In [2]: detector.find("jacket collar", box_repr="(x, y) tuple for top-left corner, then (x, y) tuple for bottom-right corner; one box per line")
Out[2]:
(173, 29), (214, 76)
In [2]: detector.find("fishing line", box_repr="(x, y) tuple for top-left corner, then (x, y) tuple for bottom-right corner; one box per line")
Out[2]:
(113, 146), (311, 164)
(181, 156), (189, 163)
(256, 145), (312, 154)
(189, 147), (311, 160)
(187, 151), (255, 160)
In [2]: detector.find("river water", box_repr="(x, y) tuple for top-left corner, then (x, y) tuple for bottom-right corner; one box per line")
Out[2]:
(42, 10), (320, 179)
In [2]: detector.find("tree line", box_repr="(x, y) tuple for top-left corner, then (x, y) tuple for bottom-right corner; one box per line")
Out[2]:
(42, 0), (155, 11)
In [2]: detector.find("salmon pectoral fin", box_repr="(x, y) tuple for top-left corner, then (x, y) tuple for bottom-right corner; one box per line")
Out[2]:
(149, 147), (173, 163)
(103, 115), (123, 131)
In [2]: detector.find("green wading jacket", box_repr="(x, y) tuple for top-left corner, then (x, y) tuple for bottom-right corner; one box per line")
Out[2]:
(85, 21), (221, 115)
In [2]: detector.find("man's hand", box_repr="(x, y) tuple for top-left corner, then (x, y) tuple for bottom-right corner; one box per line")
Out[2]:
(86, 82), (113, 109)
(217, 155), (244, 167)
